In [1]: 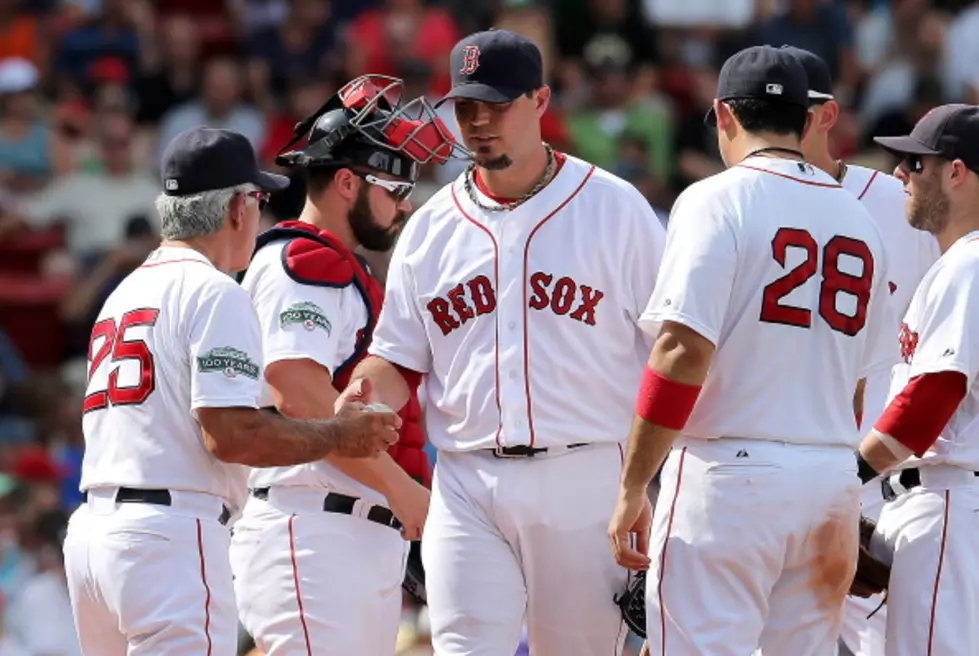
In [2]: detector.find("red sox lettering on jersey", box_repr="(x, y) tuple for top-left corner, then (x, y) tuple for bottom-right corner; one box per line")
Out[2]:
(426, 272), (605, 336)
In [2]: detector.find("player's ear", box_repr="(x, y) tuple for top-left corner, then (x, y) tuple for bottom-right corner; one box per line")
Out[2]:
(715, 100), (733, 132)
(817, 101), (839, 133)
(228, 191), (246, 232)
(333, 168), (359, 203)
(534, 86), (551, 117)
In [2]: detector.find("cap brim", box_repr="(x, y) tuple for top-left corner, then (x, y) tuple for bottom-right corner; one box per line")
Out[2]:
(435, 83), (526, 108)
(872, 135), (941, 156)
(256, 170), (290, 191)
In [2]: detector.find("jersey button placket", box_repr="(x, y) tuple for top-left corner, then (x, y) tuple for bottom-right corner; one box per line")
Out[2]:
(496, 219), (528, 442)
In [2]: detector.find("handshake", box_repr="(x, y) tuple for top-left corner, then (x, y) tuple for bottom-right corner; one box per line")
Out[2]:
(330, 378), (402, 459)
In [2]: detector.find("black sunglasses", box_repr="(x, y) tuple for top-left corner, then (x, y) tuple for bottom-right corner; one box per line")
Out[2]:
(902, 154), (925, 174)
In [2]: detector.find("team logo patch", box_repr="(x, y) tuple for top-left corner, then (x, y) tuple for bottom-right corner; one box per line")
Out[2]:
(197, 347), (260, 380)
(279, 301), (331, 334)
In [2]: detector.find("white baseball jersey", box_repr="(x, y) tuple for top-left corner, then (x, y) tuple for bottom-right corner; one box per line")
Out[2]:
(842, 165), (940, 424)
(888, 231), (979, 470)
(640, 155), (893, 448)
(369, 154), (666, 451)
(80, 246), (263, 510)
(241, 240), (386, 503)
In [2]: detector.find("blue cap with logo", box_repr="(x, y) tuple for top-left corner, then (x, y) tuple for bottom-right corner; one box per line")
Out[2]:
(705, 45), (810, 127)
(436, 29), (543, 107)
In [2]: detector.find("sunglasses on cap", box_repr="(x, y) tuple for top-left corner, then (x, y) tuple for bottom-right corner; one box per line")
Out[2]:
(353, 170), (415, 202)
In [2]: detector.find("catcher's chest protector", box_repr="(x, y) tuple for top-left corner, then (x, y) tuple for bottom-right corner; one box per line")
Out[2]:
(255, 220), (431, 485)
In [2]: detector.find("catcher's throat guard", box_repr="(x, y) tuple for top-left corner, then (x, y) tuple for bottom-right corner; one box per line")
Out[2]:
(276, 74), (469, 176)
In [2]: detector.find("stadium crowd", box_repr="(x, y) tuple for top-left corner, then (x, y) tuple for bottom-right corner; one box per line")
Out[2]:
(0, 0), (976, 653)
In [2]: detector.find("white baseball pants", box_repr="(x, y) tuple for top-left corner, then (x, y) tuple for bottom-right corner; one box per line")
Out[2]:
(63, 488), (237, 656)
(647, 437), (860, 656)
(230, 487), (409, 656)
(873, 465), (979, 656)
(423, 443), (630, 656)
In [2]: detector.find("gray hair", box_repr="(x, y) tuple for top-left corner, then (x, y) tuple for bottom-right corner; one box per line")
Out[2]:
(155, 182), (257, 240)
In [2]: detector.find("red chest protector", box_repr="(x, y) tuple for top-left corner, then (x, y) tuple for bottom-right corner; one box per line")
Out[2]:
(253, 220), (430, 486)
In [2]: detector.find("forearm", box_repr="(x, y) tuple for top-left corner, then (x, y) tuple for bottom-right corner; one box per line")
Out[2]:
(205, 408), (350, 467)
(621, 324), (712, 493)
(349, 355), (412, 411)
(328, 452), (414, 497)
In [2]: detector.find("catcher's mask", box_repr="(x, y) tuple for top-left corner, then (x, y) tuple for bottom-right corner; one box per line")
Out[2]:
(275, 74), (468, 184)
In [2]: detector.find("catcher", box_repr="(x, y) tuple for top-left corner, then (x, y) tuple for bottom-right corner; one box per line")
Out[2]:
(228, 74), (460, 655)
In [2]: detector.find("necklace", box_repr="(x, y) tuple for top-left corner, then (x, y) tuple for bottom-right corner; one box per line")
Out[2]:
(464, 143), (556, 212)
(741, 146), (806, 162)
(835, 159), (848, 183)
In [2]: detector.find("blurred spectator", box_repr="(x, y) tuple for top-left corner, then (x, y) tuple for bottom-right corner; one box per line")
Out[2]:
(155, 56), (265, 167)
(0, 478), (33, 602)
(867, 73), (945, 148)
(4, 508), (78, 655)
(246, 0), (338, 98)
(754, 0), (857, 90)
(566, 48), (673, 183)
(671, 65), (723, 193)
(8, 110), (158, 266)
(941, 0), (979, 100)
(557, 0), (660, 66)
(0, 330), (31, 448)
(0, 0), (45, 73)
(0, 58), (67, 197)
(134, 13), (201, 126)
(52, 0), (140, 89)
(345, 0), (459, 97)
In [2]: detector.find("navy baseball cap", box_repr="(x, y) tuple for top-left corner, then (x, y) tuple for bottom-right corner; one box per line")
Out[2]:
(780, 46), (834, 104)
(704, 45), (809, 127)
(874, 104), (979, 174)
(161, 127), (289, 196)
(436, 29), (543, 107)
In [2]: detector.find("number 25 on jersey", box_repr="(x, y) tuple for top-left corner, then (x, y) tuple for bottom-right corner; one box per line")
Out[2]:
(760, 228), (874, 337)
(83, 309), (159, 413)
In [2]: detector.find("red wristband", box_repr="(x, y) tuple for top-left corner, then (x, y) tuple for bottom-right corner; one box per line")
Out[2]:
(634, 366), (702, 431)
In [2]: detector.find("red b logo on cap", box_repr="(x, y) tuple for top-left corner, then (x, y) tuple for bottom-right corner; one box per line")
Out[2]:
(460, 45), (480, 74)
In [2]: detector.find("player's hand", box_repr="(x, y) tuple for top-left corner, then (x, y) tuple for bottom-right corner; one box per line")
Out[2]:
(608, 489), (653, 570)
(335, 378), (375, 414)
(388, 477), (430, 542)
(331, 401), (401, 458)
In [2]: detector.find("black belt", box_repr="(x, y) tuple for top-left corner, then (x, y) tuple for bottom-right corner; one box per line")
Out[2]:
(881, 468), (979, 502)
(490, 443), (589, 459)
(250, 488), (402, 532)
(87, 487), (231, 526)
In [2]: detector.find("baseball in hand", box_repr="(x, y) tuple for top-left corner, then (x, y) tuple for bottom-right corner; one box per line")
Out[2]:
(364, 402), (394, 413)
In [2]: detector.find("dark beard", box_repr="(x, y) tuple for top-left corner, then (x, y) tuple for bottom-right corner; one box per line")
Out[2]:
(475, 153), (512, 170)
(908, 176), (951, 234)
(349, 185), (406, 252)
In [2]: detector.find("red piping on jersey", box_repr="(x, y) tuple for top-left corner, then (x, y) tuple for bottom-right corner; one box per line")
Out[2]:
(857, 170), (879, 200)
(521, 165), (595, 446)
(450, 184), (503, 447)
(737, 164), (843, 188)
(138, 258), (213, 269)
(926, 491), (950, 656)
(658, 447), (687, 655)
(288, 515), (314, 656)
(195, 519), (213, 656)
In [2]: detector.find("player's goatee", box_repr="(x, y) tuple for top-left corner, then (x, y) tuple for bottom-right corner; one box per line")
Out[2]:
(476, 153), (512, 170)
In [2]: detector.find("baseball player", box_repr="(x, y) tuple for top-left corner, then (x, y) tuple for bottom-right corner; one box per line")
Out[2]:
(782, 46), (941, 656)
(229, 76), (457, 655)
(855, 104), (979, 656)
(608, 46), (895, 655)
(336, 29), (667, 655)
(62, 128), (401, 656)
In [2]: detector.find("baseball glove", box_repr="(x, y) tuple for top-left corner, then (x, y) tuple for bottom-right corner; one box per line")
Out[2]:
(614, 570), (647, 639)
(849, 516), (890, 599)
(402, 540), (426, 604)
